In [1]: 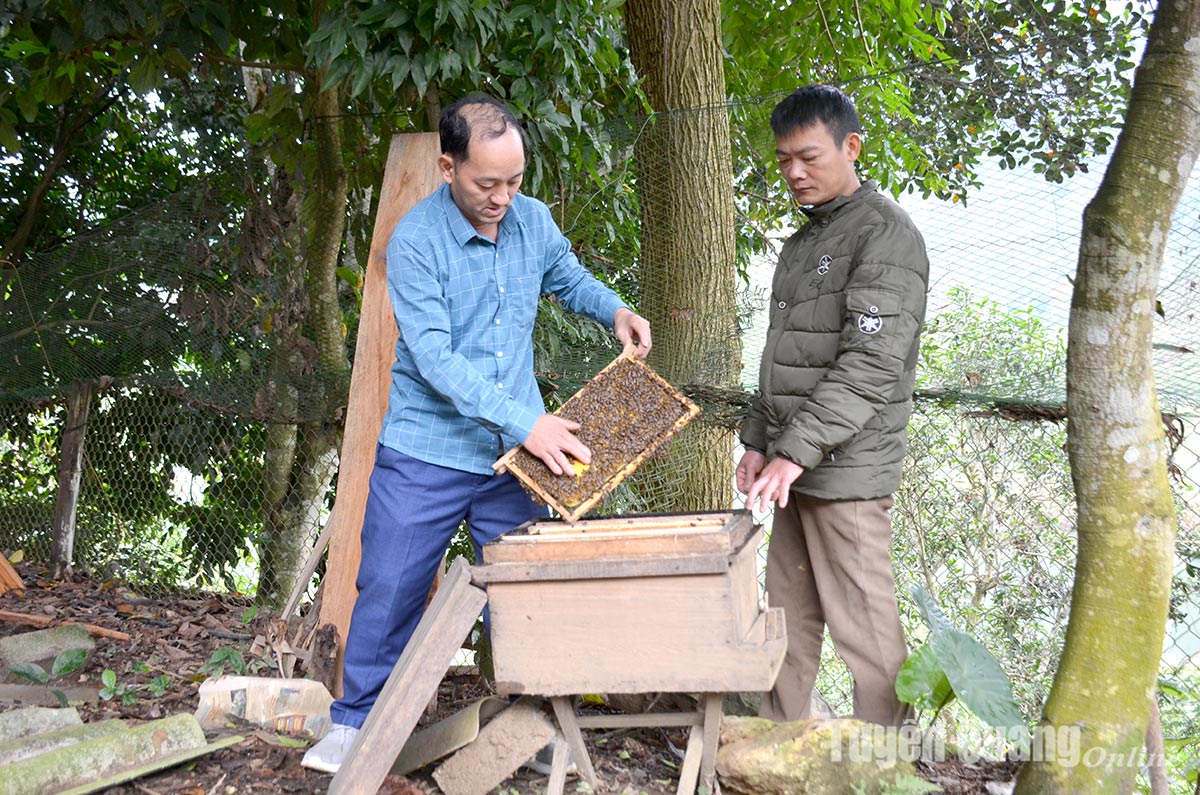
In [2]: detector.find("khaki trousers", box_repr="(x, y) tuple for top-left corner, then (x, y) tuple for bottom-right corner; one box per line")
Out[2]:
(759, 493), (910, 727)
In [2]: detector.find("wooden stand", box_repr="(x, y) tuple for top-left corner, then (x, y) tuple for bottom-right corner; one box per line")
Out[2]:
(546, 693), (724, 795)
(474, 510), (786, 795)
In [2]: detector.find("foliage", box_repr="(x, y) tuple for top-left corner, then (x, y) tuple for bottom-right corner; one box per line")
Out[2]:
(99, 667), (137, 705)
(918, 286), (1067, 402)
(9, 648), (88, 691)
(723, 0), (1150, 276)
(898, 586), (1030, 752)
(199, 646), (247, 678)
(888, 289), (1073, 721)
(0, 2), (247, 260)
(1156, 674), (1200, 793)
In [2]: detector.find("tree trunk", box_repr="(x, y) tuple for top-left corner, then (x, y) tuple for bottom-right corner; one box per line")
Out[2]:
(50, 379), (93, 578)
(1014, 2), (1200, 791)
(623, 0), (740, 511)
(259, 425), (339, 608)
(251, 34), (351, 607)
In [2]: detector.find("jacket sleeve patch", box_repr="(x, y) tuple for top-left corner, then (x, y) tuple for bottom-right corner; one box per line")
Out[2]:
(842, 288), (914, 357)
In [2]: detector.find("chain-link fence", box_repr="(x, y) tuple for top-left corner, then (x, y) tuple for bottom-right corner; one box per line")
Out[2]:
(3, 94), (1200, 786)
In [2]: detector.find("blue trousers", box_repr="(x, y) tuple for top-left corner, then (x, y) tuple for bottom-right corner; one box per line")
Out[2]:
(329, 444), (545, 728)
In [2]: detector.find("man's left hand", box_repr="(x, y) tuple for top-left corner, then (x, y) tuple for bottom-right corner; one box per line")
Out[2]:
(745, 456), (805, 513)
(614, 307), (651, 359)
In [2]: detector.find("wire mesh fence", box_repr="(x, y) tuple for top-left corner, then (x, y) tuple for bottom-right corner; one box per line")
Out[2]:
(3, 95), (1200, 785)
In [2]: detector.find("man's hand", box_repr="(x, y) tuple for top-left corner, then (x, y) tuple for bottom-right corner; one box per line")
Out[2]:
(735, 450), (766, 494)
(614, 307), (652, 360)
(744, 455), (805, 513)
(524, 414), (591, 476)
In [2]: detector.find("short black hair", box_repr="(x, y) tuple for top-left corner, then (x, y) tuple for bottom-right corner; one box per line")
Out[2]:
(439, 94), (522, 163)
(770, 84), (862, 145)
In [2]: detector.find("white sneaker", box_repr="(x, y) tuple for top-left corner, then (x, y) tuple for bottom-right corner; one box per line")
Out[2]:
(301, 724), (359, 774)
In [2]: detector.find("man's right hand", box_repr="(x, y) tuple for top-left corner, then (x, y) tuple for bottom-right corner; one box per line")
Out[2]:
(524, 414), (591, 476)
(736, 450), (767, 494)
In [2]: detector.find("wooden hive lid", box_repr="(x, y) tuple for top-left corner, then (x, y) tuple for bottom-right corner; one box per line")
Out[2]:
(493, 353), (700, 522)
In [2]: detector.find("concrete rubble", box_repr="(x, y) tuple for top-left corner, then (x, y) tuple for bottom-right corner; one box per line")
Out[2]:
(0, 706), (242, 795)
(0, 624), (93, 674)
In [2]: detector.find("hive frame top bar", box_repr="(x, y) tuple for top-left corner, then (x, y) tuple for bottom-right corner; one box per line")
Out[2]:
(493, 352), (701, 522)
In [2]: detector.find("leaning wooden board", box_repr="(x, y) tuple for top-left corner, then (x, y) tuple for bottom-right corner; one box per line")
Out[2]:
(493, 353), (700, 522)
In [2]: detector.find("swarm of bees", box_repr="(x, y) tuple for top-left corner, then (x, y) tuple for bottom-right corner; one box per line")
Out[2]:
(494, 354), (700, 522)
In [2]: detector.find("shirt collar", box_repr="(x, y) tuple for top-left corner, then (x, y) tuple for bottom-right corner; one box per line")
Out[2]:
(437, 183), (529, 248)
(802, 179), (878, 219)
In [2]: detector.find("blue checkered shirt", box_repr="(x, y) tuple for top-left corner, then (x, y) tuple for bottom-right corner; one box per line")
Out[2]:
(380, 183), (627, 474)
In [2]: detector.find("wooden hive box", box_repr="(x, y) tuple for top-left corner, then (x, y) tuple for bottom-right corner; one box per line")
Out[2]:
(493, 354), (700, 522)
(473, 510), (786, 696)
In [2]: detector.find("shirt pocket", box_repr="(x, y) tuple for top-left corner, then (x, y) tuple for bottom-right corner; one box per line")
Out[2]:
(509, 272), (541, 331)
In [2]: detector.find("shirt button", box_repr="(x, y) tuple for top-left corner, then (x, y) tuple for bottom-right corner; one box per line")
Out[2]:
(778, 301), (787, 309)
(496, 351), (504, 358)
(869, 305), (879, 313)
(497, 382), (504, 389)
(499, 286), (505, 293)
(494, 318), (501, 325)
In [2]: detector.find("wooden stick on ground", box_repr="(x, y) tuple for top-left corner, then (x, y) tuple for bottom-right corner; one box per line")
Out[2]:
(0, 610), (131, 641)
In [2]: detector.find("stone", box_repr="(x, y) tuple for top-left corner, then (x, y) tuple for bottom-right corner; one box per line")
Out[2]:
(432, 698), (558, 795)
(0, 719), (127, 765)
(0, 624), (94, 673)
(716, 717), (936, 795)
(0, 712), (207, 795)
(0, 706), (82, 743)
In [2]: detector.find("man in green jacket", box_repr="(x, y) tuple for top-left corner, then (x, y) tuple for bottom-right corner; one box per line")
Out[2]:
(738, 84), (929, 727)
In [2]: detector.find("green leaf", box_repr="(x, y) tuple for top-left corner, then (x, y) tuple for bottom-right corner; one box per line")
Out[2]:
(411, 58), (428, 98)
(929, 629), (1029, 744)
(274, 734), (309, 748)
(128, 54), (162, 94)
(9, 662), (49, 685)
(1158, 677), (1198, 701)
(911, 585), (955, 634)
(101, 669), (118, 689)
(0, 117), (20, 152)
(50, 647), (88, 679)
(895, 643), (954, 712)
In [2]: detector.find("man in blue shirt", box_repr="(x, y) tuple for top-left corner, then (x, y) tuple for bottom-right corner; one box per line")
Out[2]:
(302, 95), (651, 773)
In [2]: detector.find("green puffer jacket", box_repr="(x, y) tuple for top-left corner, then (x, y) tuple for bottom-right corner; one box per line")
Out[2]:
(741, 180), (929, 501)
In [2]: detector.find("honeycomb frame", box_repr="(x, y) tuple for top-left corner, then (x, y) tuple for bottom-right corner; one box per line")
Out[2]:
(493, 353), (701, 523)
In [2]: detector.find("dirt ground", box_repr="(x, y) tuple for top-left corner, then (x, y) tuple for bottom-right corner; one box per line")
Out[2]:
(0, 563), (1019, 794)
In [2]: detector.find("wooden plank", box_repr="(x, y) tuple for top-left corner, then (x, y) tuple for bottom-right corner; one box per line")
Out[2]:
(729, 524), (766, 640)
(316, 132), (442, 696)
(482, 510), (757, 565)
(471, 552), (730, 584)
(549, 697), (598, 789)
(674, 723), (704, 795)
(328, 557), (486, 795)
(0, 555), (24, 596)
(490, 576), (785, 695)
(575, 712), (702, 729)
(0, 683), (100, 706)
(526, 512), (729, 535)
(698, 693), (722, 793)
(546, 732), (570, 795)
